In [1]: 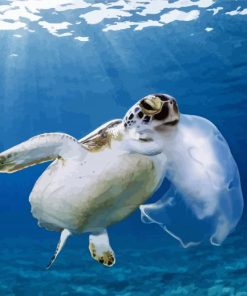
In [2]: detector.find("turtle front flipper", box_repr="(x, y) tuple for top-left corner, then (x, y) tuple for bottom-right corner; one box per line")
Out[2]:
(89, 229), (115, 267)
(0, 133), (87, 173)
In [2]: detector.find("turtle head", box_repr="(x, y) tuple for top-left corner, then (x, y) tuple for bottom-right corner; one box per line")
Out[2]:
(123, 94), (180, 130)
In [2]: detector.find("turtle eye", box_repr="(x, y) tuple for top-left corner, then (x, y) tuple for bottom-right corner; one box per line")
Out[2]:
(140, 99), (154, 111)
(139, 97), (162, 115)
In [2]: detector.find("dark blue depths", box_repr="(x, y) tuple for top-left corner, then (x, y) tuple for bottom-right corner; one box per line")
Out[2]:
(0, 0), (247, 295)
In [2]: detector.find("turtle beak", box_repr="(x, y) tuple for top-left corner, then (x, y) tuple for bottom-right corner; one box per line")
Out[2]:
(140, 96), (163, 115)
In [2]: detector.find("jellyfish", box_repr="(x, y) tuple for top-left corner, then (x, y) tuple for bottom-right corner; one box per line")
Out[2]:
(140, 114), (244, 247)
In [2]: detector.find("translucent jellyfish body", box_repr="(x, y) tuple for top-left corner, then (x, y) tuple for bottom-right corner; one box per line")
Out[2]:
(140, 114), (244, 247)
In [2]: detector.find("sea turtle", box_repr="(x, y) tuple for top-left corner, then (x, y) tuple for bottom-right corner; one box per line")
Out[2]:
(0, 94), (178, 268)
(0, 94), (243, 268)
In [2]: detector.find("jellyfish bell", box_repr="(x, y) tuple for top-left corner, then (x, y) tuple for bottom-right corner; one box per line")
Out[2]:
(139, 96), (244, 247)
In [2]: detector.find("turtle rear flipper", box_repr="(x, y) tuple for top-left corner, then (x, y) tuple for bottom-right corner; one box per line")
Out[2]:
(46, 229), (72, 269)
(89, 229), (115, 267)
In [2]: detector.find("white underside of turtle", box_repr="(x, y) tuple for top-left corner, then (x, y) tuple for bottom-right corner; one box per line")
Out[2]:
(0, 94), (243, 268)
(30, 146), (160, 234)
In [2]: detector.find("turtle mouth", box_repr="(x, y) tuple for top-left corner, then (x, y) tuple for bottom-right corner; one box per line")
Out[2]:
(163, 119), (179, 126)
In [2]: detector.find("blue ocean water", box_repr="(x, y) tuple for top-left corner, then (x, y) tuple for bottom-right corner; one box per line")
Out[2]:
(0, 0), (247, 295)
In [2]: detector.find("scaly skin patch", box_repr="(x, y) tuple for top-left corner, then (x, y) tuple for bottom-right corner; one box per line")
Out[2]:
(89, 242), (115, 267)
(80, 120), (122, 153)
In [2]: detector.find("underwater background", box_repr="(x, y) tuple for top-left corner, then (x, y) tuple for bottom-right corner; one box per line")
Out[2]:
(0, 0), (247, 295)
